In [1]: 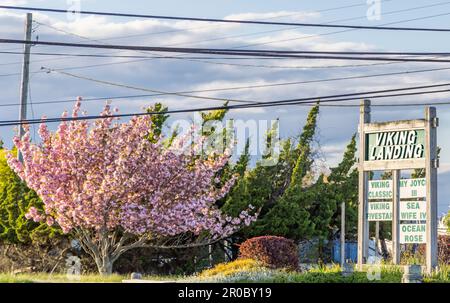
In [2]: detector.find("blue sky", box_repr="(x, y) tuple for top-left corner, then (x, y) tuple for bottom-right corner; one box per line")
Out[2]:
(0, 0), (449, 215)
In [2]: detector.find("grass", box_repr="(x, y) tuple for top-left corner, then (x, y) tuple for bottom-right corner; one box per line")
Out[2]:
(0, 263), (448, 283)
(0, 273), (179, 283)
(423, 264), (450, 283)
(188, 261), (449, 283)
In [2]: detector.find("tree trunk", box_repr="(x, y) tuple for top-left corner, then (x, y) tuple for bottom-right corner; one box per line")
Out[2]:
(95, 256), (114, 276)
(380, 238), (389, 260)
(378, 224), (389, 260)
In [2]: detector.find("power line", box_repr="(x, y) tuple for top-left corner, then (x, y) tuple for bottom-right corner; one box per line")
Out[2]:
(6, 1), (398, 73)
(0, 1), (440, 77)
(237, 11), (450, 49)
(2, 82), (450, 126)
(0, 50), (401, 70)
(4, 38), (450, 56)
(4, 2), (396, 70)
(4, 2), (441, 72)
(34, 1), (390, 43)
(34, 65), (450, 105)
(3, 61), (450, 107)
(1, 63), (448, 109)
(28, 0), (403, 50)
(1, 89), (450, 127)
(4, 91), (450, 109)
(3, 39), (450, 63)
(2, 5), (450, 32)
(0, 51), (293, 60)
(40, 67), (253, 104)
(3, 49), (450, 57)
(0, 54), (404, 72)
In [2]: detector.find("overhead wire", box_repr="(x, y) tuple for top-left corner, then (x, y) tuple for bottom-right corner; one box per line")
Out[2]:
(2, 1), (446, 75)
(2, 82), (450, 127)
(1, 1), (447, 71)
(32, 65), (450, 106)
(2, 4), (450, 32)
(1, 88), (450, 127)
(3, 39), (450, 63)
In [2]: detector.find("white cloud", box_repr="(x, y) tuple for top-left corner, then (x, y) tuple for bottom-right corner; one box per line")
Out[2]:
(33, 13), (239, 41)
(0, 0), (27, 5)
(224, 11), (321, 22)
(439, 162), (450, 174)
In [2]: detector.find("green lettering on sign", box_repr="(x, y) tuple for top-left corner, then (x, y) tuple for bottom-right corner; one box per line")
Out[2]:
(400, 223), (426, 244)
(365, 129), (425, 161)
(367, 202), (392, 221)
(368, 178), (426, 200)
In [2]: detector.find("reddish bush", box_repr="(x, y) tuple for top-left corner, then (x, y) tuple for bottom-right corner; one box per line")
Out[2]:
(417, 235), (449, 264)
(238, 236), (298, 270)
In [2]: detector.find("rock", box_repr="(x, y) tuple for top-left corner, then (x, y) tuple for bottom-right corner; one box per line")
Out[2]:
(130, 272), (142, 280)
(341, 263), (354, 277)
(12, 266), (34, 275)
(401, 265), (422, 283)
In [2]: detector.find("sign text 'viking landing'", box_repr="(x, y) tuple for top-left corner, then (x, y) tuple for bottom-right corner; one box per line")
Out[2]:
(365, 129), (425, 161)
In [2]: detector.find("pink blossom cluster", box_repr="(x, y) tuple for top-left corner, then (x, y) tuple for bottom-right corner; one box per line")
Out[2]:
(8, 98), (257, 237)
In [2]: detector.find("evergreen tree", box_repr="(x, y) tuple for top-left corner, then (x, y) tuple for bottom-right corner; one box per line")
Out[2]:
(328, 134), (359, 240)
(0, 148), (60, 244)
(445, 211), (450, 232)
(146, 103), (169, 143)
(254, 106), (319, 240)
(225, 106), (320, 241)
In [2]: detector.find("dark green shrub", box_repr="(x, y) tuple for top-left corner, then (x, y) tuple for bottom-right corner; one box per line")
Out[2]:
(238, 236), (298, 270)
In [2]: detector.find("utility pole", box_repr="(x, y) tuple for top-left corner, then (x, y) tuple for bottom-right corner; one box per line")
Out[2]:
(357, 99), (370, 270)
(340, 201), (345, 267)
(17, 13), (32, 162)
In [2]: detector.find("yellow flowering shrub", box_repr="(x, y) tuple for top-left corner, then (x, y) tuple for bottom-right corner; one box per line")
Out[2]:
(199, 258), (265, 278)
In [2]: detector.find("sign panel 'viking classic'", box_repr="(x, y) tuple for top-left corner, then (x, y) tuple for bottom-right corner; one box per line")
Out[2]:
(365, 129), (425, 161)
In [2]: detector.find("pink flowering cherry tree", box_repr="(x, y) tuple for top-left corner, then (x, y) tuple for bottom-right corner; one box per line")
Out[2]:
(8, 98), (257, 275)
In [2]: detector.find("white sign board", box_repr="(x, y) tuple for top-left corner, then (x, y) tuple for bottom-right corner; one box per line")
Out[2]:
(400, 200), (427, 221)
(400, 223), (426, 244)
(368, 201), (427, 222)
(368, 178), (426, 200)
(368, 202), (392, 221)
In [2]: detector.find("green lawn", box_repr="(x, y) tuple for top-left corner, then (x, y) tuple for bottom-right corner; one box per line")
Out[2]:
(0, 263), (448, 283)
(0, 273), (179, 283)
(186, 262), (450, 283)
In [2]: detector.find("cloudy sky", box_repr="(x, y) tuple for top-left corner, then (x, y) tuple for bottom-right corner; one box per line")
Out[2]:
(0, 0), (449, 215)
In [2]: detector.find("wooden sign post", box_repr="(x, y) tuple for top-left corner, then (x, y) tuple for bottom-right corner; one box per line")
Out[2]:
(425, 107), (438, 271)
(357, 101), (438, 273)
(358, 99), (370, 269)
